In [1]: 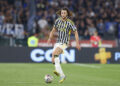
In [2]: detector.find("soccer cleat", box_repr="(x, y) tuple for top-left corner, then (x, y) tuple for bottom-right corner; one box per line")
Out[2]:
(59, 76), (66, 83)
(53, 70), (60, 76)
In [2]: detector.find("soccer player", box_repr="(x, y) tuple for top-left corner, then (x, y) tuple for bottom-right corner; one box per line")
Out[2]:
(47, 7), (80, 83)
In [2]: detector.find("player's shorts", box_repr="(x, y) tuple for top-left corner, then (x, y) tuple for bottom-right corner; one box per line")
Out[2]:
(53, 43), (68, 53)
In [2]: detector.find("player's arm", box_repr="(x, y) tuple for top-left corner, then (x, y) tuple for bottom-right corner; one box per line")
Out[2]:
(74, 30), (80, 50)
(47, 27), (56, 44)
(70, 20), (80, 50)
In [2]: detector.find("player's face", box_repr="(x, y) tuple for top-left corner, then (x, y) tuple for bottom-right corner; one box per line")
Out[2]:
(61, 10), (68, 19)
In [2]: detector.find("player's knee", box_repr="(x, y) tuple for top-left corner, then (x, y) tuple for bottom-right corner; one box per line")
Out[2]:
(52, 50), (60, 64)
(52, 52), (59, 58)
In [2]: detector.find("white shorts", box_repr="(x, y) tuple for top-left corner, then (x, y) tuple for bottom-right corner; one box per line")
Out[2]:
(53, 43), (68, 52)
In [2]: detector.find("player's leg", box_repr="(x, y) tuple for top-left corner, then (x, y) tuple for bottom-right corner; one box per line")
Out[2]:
(52, 47), (62, 76)
(52, 47), (66, 82)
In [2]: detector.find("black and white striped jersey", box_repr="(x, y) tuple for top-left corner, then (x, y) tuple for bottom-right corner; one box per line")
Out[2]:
(54, 17), (77, 44)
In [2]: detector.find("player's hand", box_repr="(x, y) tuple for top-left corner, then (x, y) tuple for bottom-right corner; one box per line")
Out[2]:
(76, 43), (80, 50)
(47, 38), (51, 44)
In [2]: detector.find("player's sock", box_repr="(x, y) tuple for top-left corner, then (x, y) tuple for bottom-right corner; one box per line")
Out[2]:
(54, 57), (65, 77)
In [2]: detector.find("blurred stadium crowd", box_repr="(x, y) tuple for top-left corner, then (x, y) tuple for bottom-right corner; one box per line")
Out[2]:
(0, 0), (120, 46)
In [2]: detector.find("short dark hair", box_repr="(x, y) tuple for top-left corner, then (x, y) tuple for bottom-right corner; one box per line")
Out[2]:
(56, 7), (73, 17)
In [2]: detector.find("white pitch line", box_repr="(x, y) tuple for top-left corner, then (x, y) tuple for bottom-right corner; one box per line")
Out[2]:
(10, 82), (40, 84)
(73, 63), (101, 69)
(14, 82), (31, 84)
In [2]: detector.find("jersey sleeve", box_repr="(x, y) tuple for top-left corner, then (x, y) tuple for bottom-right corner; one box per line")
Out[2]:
(70, 21), (77, 31)
(53, 19), (58, 28)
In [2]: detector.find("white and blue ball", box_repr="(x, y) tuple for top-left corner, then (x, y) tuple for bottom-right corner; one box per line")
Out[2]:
(44, 74), (53, 83)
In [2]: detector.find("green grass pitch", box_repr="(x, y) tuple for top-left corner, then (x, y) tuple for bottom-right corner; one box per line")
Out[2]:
(0, 63), (120, 86)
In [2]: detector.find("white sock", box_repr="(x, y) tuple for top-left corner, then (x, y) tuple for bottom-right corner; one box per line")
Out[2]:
(54, 57), (65, 77)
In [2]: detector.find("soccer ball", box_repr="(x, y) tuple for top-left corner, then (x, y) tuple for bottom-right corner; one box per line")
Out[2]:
(44, 74), (53, 83)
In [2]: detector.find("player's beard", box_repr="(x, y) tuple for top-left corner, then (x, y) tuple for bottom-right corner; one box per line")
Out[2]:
(62, 16), (67, 20)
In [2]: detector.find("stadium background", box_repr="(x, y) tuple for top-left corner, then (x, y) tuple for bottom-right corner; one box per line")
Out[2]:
(0, 0), (120, 86)
(0, 0), (120, 63)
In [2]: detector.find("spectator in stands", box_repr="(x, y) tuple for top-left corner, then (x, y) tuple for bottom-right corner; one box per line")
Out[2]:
(38, 16), (48, 30)
(88, 23), (97, 36)
(90, 31), (101, 48)
(27, 33), (39, 47)
(97, 19), (105, 37)
(0, 0), (120, 47)
(0, 11), (5, 25)
(77, 20), (87, 39)
(38, 16), (49, 39)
